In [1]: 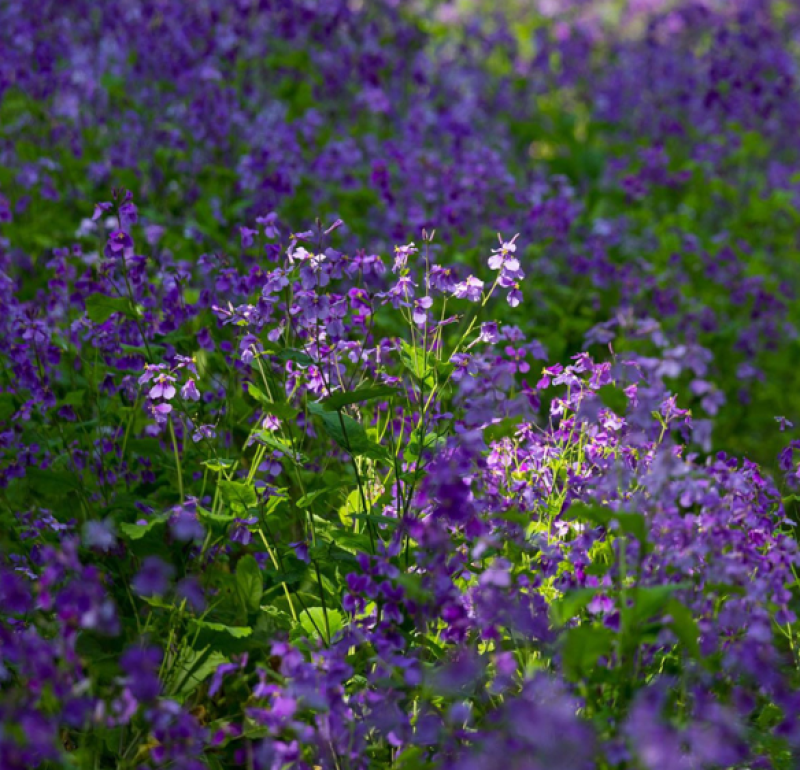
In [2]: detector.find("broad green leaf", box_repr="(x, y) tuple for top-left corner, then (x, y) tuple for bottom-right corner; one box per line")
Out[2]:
(596, 384), (627, 414)
(296, 488), (329, 508)
(551, 588), (600, 627)
(298, 607), (345, 641)
(631, 584), (688, 625)
(236, 554), (263, 614)
(119, 517), (168, 540)
(399, 340), (434, 385)
(171, 648), (229, 697)
(197, 506), (236, 525)
(307, 401), (388, 461)
(561, 625), (615, 681)
(202, 459), (235, 473)
(246, 382), (299, 420)
(275, 348), (314, 367)
(188, 620), (252, 638)
(60, 390), (85, 407)
(321, 385), (401, 411)
(566, 503), (648, 544)
(85, 293), (139, 323)
(0, 393), (16, 421)
(253, 431), (308, 462)
(218, 480), (258, 513)
(666, 598), (702, 660)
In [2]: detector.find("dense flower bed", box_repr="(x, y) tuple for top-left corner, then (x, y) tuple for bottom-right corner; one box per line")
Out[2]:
(2, 1), (800, 768)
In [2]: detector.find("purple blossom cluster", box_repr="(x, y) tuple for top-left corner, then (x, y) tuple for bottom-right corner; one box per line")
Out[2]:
(1, 1), (800, 769)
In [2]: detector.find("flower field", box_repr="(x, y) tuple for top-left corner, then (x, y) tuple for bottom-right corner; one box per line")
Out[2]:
(4, 1), (800, 767)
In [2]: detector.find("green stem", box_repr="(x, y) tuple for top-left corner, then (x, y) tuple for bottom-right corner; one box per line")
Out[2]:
(168, 417), (185, 503)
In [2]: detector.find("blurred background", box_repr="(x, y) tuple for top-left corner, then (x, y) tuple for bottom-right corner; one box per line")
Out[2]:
(2, 0), (800, 470)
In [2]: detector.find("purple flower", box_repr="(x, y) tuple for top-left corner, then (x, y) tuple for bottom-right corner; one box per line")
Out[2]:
(148, 402), (173, 424)
(413, 296), (433, 327)
(105, 230), (134, 257)
(0, 569), (32, 614)
(120, 645), (162, 702)
(149, 374), (177, 400)
(393, 242), (418, 273)
(256, 212), (280, 239)
(82, 519), (117, 551)
(506, 284), (523, 307)
(170, 510), (204, 542)
(176, 577), (206, 613)
(240, 226), (259, 248)
(192, 423), (216, 442)
(132, 556), (174, 596)
(181, 379), (200, 401)
(453, 275), (484, 303)
(119, 201), (138, 227)
(92, 201), (112, 221)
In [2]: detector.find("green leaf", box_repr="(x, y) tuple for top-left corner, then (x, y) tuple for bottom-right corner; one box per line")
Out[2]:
(0, 393), (16, 420)
(253, 431), (308, 463)
(596, 384), (628, 414)
(197, 506), (236, 525)
(246, 383), (299, 420)
(298, 607), (345, 641)
(551, 588), (600, 627)
(399, 340), (434, 385)
(85, 293), (139, 323)
(307, 401), (388, 461)
(631, 585), (687, 625)
(256, 606), (294, 635)
(202, 459), (235, 473)
(218, 480), (258, 514)
(296, 488), (329, 508)
(24, 467), (82, 494)
(188, 620), (252, 638)
(566, 503), (648, 544)
(119, 517), (168, 541)
(666, 598), (702, 660)
(60, 390), (85, 407)
(171, 647), (229, 697)
(321, 386), (401, 411)
(271, 348), (314, 367)
(561, 625), (615, 681)
(329, 529), (374, 555)
(236, 555), (263, 614)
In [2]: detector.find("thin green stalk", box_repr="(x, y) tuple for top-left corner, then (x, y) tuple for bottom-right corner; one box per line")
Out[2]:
(168, 416), (185, 503)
